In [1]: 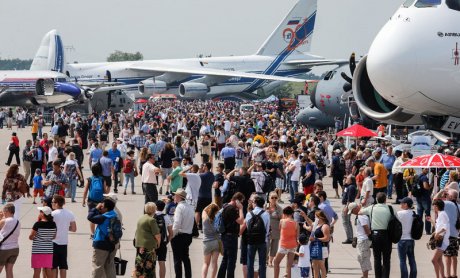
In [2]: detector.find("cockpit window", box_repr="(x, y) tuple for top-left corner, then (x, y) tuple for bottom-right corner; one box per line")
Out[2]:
(323, 71), (336, 81)
(415, 0), (441, 7)
(56, 78), (67, 82)
(403, 0), (416, 7)
(447, 0), (460, 11)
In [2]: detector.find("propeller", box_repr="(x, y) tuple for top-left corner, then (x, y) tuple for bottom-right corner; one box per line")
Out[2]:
(340, 52), (361, 121)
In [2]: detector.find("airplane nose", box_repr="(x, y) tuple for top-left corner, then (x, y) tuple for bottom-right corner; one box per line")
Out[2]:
(366, 15), (417, 102)
(55, 82), (82, 98)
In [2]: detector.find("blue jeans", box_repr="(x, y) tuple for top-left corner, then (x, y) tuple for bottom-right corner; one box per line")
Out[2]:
(387, 172), (394, 197)
(289, 181), (298, 201)
(175, 147), (184, 159)
(247, 243), (267, 278)
(397, 240), (417, 278)
(218, 234), (238, 278)
(124, 172), (135, 192)
(69, 179), (77, 201)
(416, 196), (432, 234)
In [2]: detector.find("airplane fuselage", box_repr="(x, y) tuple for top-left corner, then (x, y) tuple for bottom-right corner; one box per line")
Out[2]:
(65, 54), (314, 99)
(0, 71), (81, 107)
(366, 1), (460, 117)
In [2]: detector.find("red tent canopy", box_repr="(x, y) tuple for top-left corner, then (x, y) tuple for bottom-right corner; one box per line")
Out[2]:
(135, 98), (149, 104)
(336, 124), (377, 137)
(400, 153), (460, 168)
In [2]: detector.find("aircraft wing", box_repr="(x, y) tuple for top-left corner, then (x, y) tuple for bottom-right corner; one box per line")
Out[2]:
(283, 59), (349, 67)
(128, 64), (307, 83)
(92, 84), (138, 93)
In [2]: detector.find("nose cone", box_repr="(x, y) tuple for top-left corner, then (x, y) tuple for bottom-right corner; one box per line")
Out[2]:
(55, 82), (81, 98)
(366, 12), (417, 102)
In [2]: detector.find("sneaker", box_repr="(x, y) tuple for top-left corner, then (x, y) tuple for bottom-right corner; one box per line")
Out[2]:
(132, 192), (136, 195)
(33, 201), (37, 204)
(90, 234), (94, 240)
(71, 200), (77, 203)
(165, 191), (170, 195)
(159, 187), (163, 194)
(124, 190), (127, 195)
(114, 189), (118, 193)
(342, 240), (353, 244)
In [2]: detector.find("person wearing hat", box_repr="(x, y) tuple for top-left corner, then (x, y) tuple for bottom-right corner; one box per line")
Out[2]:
(171, 188), (194, 278)
(167, 158), (183, 194)
(331, 149), (345, 199)
(29, 206), (56, 278)
(396, 197), (417, 278)
(348, 202), (372, 278)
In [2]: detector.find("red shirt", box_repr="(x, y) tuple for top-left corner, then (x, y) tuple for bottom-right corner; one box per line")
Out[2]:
(11, 136), (19, 147)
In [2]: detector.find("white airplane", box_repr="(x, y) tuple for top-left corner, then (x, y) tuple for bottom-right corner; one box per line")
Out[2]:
(0, 32), (134, 108)
(33, 0), (344, 100)
(349, 0), (460, 132)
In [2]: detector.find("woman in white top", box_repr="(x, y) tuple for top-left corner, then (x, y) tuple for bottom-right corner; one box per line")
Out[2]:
(432, 199), (450, 278)
(0, 203), (20, 277)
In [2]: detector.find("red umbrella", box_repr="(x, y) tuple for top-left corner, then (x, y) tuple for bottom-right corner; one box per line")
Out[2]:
(135, 98), (148, 104)
(400, 153), (460, 168)
(336, 124), (377, 137)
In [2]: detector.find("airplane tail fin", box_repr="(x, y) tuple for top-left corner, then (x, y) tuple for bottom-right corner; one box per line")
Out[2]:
(30, 29), (65, 73)
(256, 0), (317, 56)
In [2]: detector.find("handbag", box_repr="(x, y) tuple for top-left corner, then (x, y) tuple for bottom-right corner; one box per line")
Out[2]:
(114, 248), (128, 276)
(427, 233), (444, 250)
(310, 239), (323, 260)
(8, 143), (16, 151)
(0, 220), (19, 247)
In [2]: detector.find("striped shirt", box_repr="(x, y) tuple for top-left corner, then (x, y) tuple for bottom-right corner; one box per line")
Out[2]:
(32, 221), (57, 254)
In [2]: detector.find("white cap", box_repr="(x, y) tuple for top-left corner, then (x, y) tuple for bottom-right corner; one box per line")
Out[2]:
(103, 193), (118, 203)
(37, 206), (52, 216)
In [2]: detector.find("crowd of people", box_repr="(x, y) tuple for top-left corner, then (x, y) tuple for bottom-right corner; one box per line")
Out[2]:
(0, 99), (459, 278)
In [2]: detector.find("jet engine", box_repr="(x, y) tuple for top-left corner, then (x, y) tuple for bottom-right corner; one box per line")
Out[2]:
(178, 82), (209, 99)
(352, 56), (422, 125)
(35, 79), (54, 96)
(138, 79), (167, 95)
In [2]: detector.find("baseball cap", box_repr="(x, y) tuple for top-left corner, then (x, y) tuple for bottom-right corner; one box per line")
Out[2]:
(347, 202), (359, 214)
(37, 206), (52, 216)
(103, 193), (118, 203)
(400, 197), (414, 208)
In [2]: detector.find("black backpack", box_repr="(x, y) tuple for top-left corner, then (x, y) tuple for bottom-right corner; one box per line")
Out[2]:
(154, 213), (169, 244)
(107, 217), (123, 245)
(411, 174), (422, 197)
(223, 181), (238, 204)
(387, 206), (402, 243)
(262, 173), (275, 193)
(410, 211), (424, 240)
(247, 210), (266, 245)
(338, 156), (346, 174)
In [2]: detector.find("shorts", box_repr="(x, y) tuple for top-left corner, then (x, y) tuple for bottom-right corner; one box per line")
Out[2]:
(195, 197), (212, 213)
(300, 266), (310, 277)
(52, 243), (68, 269)
(332, 175), (344, 189)
(87, 200), (97, 212)
(0, 248), (19, 265)
(156, 243), (167, 261)
(203, 239), (220, 255)
(33, 188), (44, 197)
(103, 176), (112, 187)
(277, 246), (296, 255)
(32, 253), (53, 269)
(443, 237), (460, 257)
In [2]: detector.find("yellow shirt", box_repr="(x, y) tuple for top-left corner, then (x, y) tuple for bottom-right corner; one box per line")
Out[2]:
(374, 162), (388, 189)
(31, 121), (39, 133)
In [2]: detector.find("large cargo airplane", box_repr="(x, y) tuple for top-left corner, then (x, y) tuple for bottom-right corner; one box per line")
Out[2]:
(348, 0), (460, 133)
(0, 33), (134, 108)
(32, 0), (343, 100)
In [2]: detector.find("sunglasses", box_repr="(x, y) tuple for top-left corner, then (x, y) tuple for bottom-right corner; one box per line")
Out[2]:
(271, 197), (278, 199)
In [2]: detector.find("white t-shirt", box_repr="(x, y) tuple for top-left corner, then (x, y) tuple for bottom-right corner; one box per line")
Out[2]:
(49, 146), (58, 162)
(185, 173), (201, 206)
(397, 209), (414, 240)
(298, 244), (311, 267)
(356, 215), (370, 241)
(361, 177), (374, 205)
(435, 211), (450, 248)
(0, 217), (20, 250)
(51, 208), (76, 245)
(224, 120), (231, 132)
(251, 172), (266, 193)
(290, 159), (301, 181)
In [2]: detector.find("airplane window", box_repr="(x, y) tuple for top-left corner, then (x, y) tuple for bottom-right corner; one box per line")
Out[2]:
(447, 0), (460, 11)
(403, 0), (416, 7)
(323, 71), (333, 80)
(415, 0), (441, 7)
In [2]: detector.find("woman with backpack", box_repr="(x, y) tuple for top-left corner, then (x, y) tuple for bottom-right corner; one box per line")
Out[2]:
(134, 202), (161, 278)
(64, 152), (83, 203)
(266, 191), (282, 268)
(123, 150), (138, 195)
(201, 203), (221, 278)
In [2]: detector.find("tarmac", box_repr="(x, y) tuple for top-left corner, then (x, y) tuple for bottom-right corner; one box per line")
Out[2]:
(0, 127), (439, 277)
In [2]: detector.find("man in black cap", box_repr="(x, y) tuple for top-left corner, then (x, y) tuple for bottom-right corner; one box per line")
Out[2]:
(396, 197), (417, 278)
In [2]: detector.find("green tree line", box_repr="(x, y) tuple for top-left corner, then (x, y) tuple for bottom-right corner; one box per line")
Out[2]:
(0, 58), (33, 70)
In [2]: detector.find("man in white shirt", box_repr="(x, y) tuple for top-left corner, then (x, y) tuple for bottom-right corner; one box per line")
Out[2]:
(396, 197), (417, 278)
(287, 151), (301, 202)
(48, 140), (58, 165)
(171, 189), (194, 278)
(360, 167), (374, 206)
(142, 154), (161, 203)
(349, 202), (372, 278)
(179, 164), (201, 208)
(51, 195), (77, 278)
